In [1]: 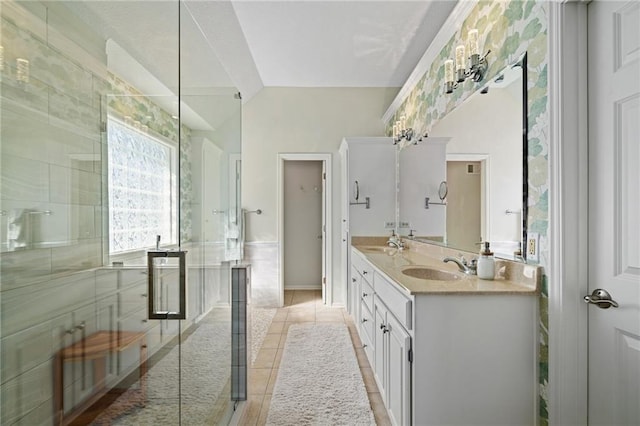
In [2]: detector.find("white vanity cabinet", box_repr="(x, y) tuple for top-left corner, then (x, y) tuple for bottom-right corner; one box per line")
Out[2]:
(373, 270), (412, 426)
(351, 249), (375, 362)
(351, 247), (537, 426)
(373, 290), (411, 426)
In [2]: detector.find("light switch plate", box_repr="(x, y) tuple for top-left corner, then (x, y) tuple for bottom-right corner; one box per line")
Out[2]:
(399, 221), (410, 228)
(527, 232), (539, 262)
(384, 221), (396, 229)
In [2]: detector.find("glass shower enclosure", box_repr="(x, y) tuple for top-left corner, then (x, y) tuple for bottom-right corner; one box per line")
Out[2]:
(1, 1), (244, 424)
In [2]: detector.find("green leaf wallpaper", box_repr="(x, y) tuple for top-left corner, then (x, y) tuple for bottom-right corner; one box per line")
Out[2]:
(385, 1), (550, 422)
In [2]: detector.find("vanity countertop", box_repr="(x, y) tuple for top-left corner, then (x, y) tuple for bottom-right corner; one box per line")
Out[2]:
(352, 239), (540, 296)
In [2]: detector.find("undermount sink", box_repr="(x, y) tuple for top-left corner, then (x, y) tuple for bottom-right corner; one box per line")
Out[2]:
(402, 267), (460, 281)
(360, 246), (396, 254)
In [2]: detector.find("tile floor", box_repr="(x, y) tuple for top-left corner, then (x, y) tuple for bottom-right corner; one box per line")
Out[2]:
(240, 289), (391, 425)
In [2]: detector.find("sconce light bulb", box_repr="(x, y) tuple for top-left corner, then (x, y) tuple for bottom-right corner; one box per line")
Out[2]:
(468, 29), (479, 57)
(455, 45), (466, 71)
(444, 59), (454, 84)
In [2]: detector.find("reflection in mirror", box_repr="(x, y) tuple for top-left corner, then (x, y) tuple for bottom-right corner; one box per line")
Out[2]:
(438, 181), (448, 201)
(403, 54), (527, 260)
(398, 138), (448, 241)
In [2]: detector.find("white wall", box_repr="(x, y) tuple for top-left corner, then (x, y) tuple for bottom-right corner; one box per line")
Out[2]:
(429, 87), (522, 250)
(347, 139), (396, 236)
(398, 140), (448, 238)
(242, 87), (398, 306)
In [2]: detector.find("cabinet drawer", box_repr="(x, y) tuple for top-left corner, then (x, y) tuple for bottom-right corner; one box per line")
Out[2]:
(118, 269), (147, 289)
(351, 249), (374, 279)
(119, 308), (153, 333)
(119, 283), (147, 317)
(359, 302), (374, 343)
(351, 250), (364, 274)
(360, 326), (374, 368)
(350, 266), (361, 318)
(374, 272), (412, 330)
(361, 278), (374, 313)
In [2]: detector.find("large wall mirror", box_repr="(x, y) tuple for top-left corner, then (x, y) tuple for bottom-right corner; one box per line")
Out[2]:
(399, 53), (528, 261)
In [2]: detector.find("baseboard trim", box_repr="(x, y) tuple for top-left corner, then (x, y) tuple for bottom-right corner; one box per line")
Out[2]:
(284, 285), (322, 291)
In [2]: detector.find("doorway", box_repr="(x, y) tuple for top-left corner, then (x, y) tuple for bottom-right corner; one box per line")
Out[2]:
(446, 161), (482, 252)
(283, 161), (323, 291)
(445, 154), (488, 252)
(278, 154), (332, 307)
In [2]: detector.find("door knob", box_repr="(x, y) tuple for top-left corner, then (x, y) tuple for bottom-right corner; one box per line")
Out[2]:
(584, 289), (619, 309)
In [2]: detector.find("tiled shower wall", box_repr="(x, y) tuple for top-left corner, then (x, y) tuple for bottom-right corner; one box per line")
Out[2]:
(385, 1), (550, 422)
(1, 3), (191, 278)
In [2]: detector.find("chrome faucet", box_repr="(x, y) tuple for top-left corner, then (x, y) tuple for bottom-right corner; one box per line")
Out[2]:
(387, 230), (405, 250)
(443, 255), (477, 275)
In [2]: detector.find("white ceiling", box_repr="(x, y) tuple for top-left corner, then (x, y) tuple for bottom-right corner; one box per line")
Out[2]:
(230, 1), (456, 88)
(62, 0), (457, 128)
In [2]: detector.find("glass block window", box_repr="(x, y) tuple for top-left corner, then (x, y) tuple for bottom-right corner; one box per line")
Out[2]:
(108, 118), (177, 254)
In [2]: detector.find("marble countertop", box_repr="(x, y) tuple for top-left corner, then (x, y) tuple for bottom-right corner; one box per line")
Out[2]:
(352, 240), (540, 296)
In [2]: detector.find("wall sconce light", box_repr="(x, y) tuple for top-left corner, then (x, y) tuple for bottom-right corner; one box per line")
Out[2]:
(444, 29), (490, 94)
(392, 114), (414, 144)
(16, 58), (30, 84)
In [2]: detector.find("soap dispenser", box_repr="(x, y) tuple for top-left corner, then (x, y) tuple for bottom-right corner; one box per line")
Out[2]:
(477, 242), (495, 280)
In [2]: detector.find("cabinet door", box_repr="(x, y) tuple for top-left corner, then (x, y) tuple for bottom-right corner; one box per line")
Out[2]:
(373, 299), (387, 402)
(96, 295), (118, 385)
(349, 266), (361, 321)
(387, 313), (411, 426)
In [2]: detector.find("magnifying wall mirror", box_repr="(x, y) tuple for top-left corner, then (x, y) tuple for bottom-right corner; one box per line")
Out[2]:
(438, 181), (448, 202)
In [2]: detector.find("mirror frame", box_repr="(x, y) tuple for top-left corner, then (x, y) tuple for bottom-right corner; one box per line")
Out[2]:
(520, 52), (529, 262)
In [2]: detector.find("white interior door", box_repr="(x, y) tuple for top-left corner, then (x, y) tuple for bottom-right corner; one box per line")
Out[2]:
(588, 1), (640, 424)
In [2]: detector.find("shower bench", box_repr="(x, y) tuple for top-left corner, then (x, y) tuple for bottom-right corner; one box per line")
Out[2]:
(53, 330), (147, 426)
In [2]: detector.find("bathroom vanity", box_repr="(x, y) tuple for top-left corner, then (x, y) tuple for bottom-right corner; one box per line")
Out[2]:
(349, 238), (539, 426)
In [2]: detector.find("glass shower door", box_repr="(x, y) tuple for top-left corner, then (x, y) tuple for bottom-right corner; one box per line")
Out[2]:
(0, 1), (243, 424)
(99, 87), (242, 425)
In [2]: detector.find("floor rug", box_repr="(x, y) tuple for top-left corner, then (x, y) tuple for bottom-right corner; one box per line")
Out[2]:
(90, 306), (276, 425)
(266, 323), (375, 426)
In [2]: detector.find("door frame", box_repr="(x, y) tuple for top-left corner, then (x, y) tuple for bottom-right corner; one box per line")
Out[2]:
(446, 153), (490, 243)
(277, 153), (332, 307)
(548, 2), (589, 424)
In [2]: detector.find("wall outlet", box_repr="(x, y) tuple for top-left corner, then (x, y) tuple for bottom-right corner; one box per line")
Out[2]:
(399, 221), (411, 228)
(527, 232), (539, 262)
(384, 221), (396, 229)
